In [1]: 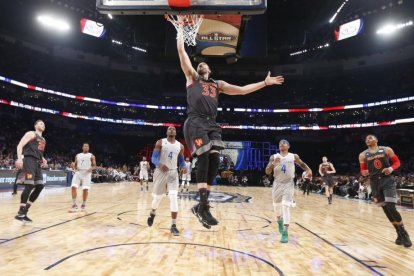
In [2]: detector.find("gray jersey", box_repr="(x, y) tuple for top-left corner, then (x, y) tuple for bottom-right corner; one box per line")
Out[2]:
(186, 76), (219, 118)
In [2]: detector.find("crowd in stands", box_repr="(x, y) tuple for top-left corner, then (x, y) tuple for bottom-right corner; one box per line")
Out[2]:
(295, 174), (414, 202)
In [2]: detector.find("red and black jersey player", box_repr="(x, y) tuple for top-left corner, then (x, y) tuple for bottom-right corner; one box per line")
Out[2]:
(14, 120), (48, 223)
(175, 16), (284, 228)
(359, 134), (411, 248)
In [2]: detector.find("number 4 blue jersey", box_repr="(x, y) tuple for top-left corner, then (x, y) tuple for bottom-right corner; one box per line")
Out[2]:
(273, 153), (296, 183)
(159, 138), (182, 170)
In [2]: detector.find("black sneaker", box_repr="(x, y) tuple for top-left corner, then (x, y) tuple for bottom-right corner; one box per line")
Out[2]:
(12, 192), (17, 195)
(400, 230), (412, 248)
(191, 203), (211, 229)
(191, 203), (200, 216)
(396, 233), (403, 245)
(170, 224), (180, 236)
(14, 207), (26, 221)
(147, 214), (155, 227)
(23, 215), (33, 223)
(205, 204), (219, 225)
(14, 214), (24, 221)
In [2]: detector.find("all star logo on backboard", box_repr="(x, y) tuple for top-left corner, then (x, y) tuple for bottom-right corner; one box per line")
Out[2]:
(183, 191), (252, 203)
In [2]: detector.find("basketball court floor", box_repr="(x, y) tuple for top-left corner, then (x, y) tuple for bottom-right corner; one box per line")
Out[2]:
(0, 182), (413, 275)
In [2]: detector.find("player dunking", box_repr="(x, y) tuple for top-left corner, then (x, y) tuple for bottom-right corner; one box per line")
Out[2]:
(176, 16), (284, 228)
(266, 139), (312, 243)
(179, 157), (192, 194)
(69, 143), (96, 212)
(319, 156), (336, 204)
(139, 156), (150, 191)
(14, 120), (47, 223)
(147, 126), (187, 236)
(358, 134), (411, 247)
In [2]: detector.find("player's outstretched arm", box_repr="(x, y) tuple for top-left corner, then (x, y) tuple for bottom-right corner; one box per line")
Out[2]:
(176, 18), (197, 81)
(219, 71), (284, 96)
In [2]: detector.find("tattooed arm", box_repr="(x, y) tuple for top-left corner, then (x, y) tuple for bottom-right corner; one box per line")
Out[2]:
(265, 155), (275, 176)
(294, 154), (312, 178)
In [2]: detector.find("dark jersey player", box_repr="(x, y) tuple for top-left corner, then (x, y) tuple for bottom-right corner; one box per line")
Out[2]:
(14, 120), (47, 223)
(318, 156), (336, 204)
(176, 16), (284, 228)
(358, 134), (411, 248)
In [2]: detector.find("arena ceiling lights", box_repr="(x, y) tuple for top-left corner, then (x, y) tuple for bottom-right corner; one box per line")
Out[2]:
(111, 39), (147, 53)
(329, 0), (349, 24)
(37, 14), (70, 32)
(377, 20), (413, 35)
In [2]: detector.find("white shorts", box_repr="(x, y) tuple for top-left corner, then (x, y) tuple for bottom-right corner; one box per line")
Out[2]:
(181, 173), (191, 181)
(272, 181), (294, 206)
(71, 171), (92, 190)
(153, 168), (179, 195)
(139, 170), (148, 180)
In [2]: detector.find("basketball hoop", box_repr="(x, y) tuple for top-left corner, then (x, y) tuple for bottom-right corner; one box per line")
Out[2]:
(165, 14), (204, 46)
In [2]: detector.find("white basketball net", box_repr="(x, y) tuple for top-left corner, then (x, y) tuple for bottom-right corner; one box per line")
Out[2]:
(165, 14), (204, 46)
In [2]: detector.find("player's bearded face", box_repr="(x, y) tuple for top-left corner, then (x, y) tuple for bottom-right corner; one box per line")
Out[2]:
(197, 62), (211, 76)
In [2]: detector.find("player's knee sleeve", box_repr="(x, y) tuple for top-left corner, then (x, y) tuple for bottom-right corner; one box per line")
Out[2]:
(207, 152), (220, 185)
(151, 194), (165, 210)
(168, 190), (178, 212)
(21, 185), (34, 203)
(282, 204), (291, 225)
(385, 202), (402, 222)
(29, 184), (44, 203)
(196, 152), (209, 183)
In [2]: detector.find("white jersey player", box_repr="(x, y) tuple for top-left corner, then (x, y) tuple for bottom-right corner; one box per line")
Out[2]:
(265, 139), (312, 243)
(139, 157), (150, 191)
(70, 143), (96, 212)
(147, 126), (187, 236)
(180, 158), (192, 194)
